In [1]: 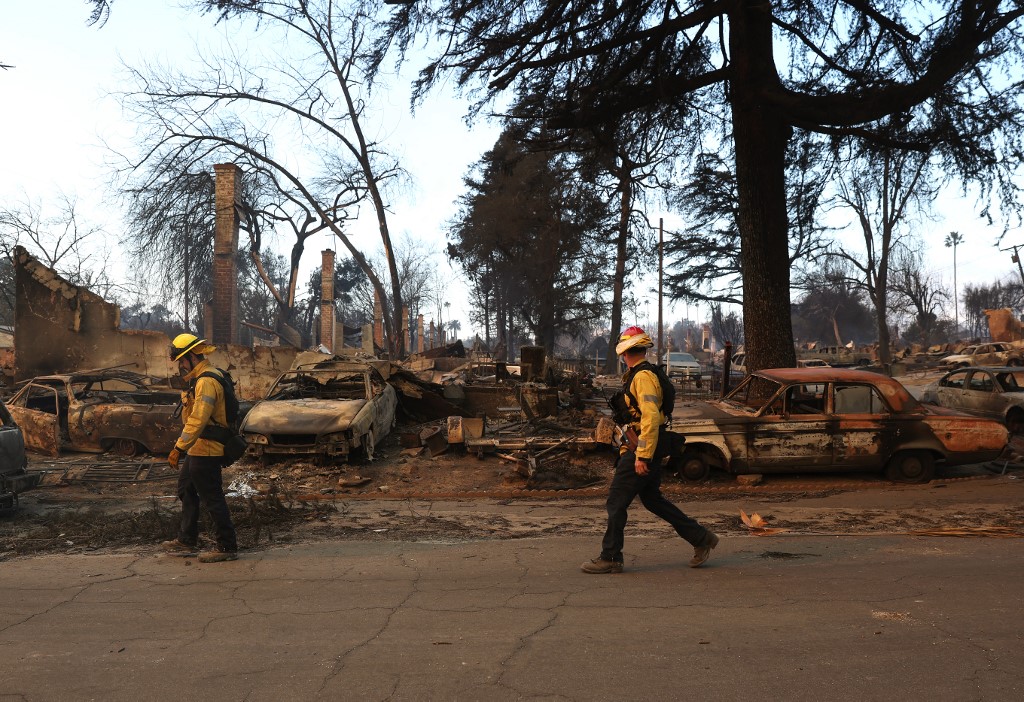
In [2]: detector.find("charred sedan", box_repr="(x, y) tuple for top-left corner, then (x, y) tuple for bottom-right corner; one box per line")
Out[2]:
(939, 342), (1023, 369)
(922, 366), (1024, 434)
(239, 362), (397, 462)
(6, 370), (182, 457)
(668, 368), (1007, 483)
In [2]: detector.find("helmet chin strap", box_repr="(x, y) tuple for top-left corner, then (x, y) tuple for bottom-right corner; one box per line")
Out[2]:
(178, 352), (200, 377)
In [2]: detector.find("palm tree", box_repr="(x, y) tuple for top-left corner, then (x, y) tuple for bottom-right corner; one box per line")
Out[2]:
(945, 232), (964, 335)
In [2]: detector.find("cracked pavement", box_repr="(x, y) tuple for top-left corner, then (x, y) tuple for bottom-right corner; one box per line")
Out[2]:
(2, 478), (1023, 700)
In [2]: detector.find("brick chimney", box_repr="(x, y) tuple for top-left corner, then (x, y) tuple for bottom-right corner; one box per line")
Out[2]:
(320, 249), (335, 352)
(211, 163), (240, 344)
(417, 314), (425, 354)
(402, 305), (410, 355)
(373, 289), (384, 351)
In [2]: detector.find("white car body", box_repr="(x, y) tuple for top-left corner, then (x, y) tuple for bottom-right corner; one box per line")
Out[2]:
(661, 352), (702, 381)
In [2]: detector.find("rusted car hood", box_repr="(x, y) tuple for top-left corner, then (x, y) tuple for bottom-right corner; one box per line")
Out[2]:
(242, 398), (367, 435)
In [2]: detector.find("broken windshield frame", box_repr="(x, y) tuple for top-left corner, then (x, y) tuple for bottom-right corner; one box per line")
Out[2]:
(721, 374), (784, 412)
(267, 370), (372, 401)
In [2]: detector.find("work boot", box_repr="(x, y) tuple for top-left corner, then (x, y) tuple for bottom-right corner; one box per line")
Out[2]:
(689, 532), (719, 568)
(160, 539), (197, 556)
(580, 558), (624, 574)
(198, 549), (238, 563)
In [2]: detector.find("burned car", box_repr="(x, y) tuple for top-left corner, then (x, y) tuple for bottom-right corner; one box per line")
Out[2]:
(668, 368), (1007, 483)
(239, 362), (397, 462)
(921, 366), (1024, 434)
(6, 370), (182, 457)
(939, 342), (1023, 369)
(1, 398), (38, 512)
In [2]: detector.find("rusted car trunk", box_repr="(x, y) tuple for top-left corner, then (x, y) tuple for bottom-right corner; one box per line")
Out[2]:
(922, 406), (1010, 462)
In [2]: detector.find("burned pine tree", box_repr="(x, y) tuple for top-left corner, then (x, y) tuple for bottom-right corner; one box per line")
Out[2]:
(449, 129), (613, 359)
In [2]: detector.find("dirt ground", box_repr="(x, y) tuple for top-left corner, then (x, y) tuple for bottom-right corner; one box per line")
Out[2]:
(4, 414), (1023, 561)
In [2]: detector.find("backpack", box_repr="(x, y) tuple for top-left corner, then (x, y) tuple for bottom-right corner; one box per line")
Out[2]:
(622, 361), (676, 420)
(196, 369), (247, 466)
(199, 369), (241, 428)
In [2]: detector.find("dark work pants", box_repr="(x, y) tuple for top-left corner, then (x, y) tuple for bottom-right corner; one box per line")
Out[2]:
(176, 454), (237, 552)
(600, 439), (711, 563)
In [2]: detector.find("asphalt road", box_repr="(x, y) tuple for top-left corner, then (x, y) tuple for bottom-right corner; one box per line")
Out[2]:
(2, 479), (1023, 701)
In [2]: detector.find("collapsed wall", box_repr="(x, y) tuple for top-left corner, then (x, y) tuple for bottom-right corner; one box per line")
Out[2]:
(12, 246), (297, 399)
(14, 246), (169, 382)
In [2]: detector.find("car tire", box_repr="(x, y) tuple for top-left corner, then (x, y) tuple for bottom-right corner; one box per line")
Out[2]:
(678, 450), (710, 482)
(109, 438), (141, 457)
(1008, 358), (1022, 368)
(885, 450), (935, 483)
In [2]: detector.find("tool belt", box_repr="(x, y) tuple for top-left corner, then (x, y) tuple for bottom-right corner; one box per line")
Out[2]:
(620, 425), (686, 460)
(200, 423), (247, 467)
(200, 423), (233, 444)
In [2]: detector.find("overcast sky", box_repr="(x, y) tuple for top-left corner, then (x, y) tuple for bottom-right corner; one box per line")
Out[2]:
(1, 0), (501, 335)
(2, 1), (1023, 346)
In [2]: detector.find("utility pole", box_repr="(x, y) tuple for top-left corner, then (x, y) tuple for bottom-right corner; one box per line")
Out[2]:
(945, 232), (964, 335)
(1001, 244), (1024, 289)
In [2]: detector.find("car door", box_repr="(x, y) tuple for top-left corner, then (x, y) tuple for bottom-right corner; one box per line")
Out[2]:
(831, 383), (890, 468)
(957, 369), (1001, 420)
(7, 384), (62, 456)
(747, 383), (834, 469)
(934, 369), (970, 410)
(974, 344), (1000, 365)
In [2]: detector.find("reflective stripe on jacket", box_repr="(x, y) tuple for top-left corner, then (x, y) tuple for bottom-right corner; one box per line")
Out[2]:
(175, 359), (227, 457)
(622, 367), (664, 461)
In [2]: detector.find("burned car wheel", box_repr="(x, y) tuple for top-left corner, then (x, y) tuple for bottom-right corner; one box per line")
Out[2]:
(885, 450), (935, 484)
(108, 438), (141, 457)
(678, 450), (710, 482)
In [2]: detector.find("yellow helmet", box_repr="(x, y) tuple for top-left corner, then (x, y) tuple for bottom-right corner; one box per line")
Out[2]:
(615, 326), (654, 356)
(169, 333), (209, 361)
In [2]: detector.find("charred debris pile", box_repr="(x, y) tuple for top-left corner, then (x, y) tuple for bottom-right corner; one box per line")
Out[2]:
(388, 345), (620, 484)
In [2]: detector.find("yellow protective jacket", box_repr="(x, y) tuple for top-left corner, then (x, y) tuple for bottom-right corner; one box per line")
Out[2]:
(622, 366), (665, 461)
(175, 359), (228, 457)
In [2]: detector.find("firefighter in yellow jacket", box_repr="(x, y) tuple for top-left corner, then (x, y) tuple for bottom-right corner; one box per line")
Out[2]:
(581, 326), (718, 574)
(160, 334), (238, 563)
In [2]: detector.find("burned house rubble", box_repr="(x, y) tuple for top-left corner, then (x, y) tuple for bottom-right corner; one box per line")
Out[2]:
(0, 248), (619, 486)
(3, 238), (1021, 500)
(389, 345), (617, 484)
